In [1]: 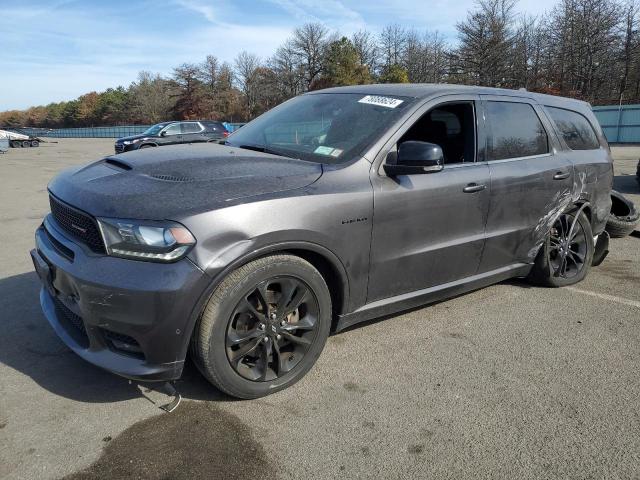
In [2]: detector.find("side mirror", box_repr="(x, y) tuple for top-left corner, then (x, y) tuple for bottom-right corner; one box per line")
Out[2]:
(384, 141), (444, 176)
(160, 131), (168, 137)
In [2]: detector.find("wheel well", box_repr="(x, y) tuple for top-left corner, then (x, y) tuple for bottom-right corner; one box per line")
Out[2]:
(284, 248), (346, 322)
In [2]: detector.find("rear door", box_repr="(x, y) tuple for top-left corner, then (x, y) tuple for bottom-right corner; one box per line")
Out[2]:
(543, 105), (613, 234)
(478, 96), (574, 273)
(181, 122), (206, 143)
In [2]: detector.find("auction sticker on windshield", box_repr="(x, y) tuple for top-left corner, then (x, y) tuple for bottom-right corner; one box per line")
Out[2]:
(358, 95), (404, 108)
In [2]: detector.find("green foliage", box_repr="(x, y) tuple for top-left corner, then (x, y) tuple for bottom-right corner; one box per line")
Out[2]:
(322, 37), (371, 88)
(379, 64), (409, 83)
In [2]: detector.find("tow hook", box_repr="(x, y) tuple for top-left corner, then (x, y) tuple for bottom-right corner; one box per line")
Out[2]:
(159, 382), (182, 413)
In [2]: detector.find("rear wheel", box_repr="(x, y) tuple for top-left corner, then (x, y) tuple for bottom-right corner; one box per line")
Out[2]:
(30, 140), (39, 147)
(192, 254), (332, 399)
(529, 210), (594, 287)
(21, 140), (30, 148)
(10, 141), (21, 148)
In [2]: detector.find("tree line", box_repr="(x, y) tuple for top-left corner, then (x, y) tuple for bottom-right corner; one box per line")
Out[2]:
(1, 0), (638, 128)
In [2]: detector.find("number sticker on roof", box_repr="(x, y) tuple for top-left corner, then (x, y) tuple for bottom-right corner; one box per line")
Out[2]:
(358, 95), (404, 108)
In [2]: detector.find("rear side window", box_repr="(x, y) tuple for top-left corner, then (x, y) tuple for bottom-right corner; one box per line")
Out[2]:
(182, 122), (202, 134)
(545, 107), (600, 150)
(485, 101), (548, 160)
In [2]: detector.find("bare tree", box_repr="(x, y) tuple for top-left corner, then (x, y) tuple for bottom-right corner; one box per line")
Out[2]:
(270, 40), (305, 98)
(352, 30), (379, 73)
(290, 23), (329, 89)
(234, 51), (261, 116)
(454, 0), (517, 86)
(199, 55), (219, 90)
(379, 24), (407, 68)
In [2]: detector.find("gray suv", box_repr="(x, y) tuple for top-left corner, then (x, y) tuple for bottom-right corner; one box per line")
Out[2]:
(114, 120), (229, 153)
(31, 84), (613, 398)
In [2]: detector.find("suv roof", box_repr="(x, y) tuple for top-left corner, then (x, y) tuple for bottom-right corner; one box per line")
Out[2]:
(312, 83), (591, 111)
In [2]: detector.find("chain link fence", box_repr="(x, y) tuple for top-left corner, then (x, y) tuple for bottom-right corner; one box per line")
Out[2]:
(4, 123), (246, 138)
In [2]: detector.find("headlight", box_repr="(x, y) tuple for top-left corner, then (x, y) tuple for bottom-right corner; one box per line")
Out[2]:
(122, 138), (143, 145)
(97, 218), (196, 262)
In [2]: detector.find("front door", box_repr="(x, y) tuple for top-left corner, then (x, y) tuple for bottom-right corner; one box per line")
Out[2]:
(367, 96), (490, 302)
(160, 123), (183, 145)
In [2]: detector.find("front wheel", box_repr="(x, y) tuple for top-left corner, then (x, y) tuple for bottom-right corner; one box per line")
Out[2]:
(528, 210), (594, 287)
(192, 254), (332, 399)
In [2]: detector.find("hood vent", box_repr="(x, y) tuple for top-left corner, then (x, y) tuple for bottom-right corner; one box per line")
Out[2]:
(105, 158), (132, 170)
(148, 174), (196, 182)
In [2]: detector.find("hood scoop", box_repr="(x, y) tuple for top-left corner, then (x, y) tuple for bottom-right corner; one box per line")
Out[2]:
(104, 158), (132, 171)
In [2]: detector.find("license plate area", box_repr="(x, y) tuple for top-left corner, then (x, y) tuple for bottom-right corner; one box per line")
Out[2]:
(31, 249), (56, 296)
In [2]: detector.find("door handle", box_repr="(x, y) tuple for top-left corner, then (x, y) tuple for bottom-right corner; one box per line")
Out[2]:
(553, 171), (570, 180)
(463, 183), (486, 193)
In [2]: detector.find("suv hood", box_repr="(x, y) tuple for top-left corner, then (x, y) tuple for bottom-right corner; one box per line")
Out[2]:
(48, 144), (323, 220)
(116, 134), (153, 142)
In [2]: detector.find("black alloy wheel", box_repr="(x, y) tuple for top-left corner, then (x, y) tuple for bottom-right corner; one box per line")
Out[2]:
(548, 213), (588, 279)
(225, 276), (319, 382)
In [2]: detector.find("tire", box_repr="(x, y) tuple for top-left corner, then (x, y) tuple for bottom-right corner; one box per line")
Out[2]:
(605, 190), (639, 238)
(10, 141), (21, 148)
(21, 140), (30, 148)
(528, 209), (594, 287)
(139, 144), (153, 149)
(30, 140), (39, 147)
(191, 254), (332, 399)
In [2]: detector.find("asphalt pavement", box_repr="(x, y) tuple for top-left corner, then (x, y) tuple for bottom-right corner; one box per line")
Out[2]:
(1, 139), (639, 479)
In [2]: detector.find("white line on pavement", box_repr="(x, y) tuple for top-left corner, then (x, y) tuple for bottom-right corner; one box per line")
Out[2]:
(566, 286), (640, 309)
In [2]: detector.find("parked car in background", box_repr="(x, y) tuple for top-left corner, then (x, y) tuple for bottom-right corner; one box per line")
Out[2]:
(114, 120), (229, 153)
(33, 84), (613, 399)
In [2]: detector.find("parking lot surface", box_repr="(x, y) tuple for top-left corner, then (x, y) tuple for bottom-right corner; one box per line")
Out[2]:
(1, 139), (639, 479)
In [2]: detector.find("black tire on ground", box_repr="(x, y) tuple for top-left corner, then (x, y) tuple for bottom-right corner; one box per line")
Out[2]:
(139, 144), (153, 149)
(21, 140), (30, 148)
(10, 141), (21, 148)
(605, 190), (639, 238)
(30, 140), (39, 147)
(528, 209), (594, 288)
(191, 254), (332, 399)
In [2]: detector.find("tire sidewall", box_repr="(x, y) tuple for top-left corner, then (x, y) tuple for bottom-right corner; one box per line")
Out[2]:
(204, 258), (331, 398)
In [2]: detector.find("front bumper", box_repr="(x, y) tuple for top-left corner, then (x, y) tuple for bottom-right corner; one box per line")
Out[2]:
(31, 217), (210, 381)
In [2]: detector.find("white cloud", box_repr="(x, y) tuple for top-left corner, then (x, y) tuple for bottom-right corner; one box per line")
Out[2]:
(173, 0), (217, 23)
(0, 0), (564, 110)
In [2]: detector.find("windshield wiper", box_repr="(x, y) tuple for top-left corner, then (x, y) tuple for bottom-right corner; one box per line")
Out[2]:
(235, 144), (297, 159)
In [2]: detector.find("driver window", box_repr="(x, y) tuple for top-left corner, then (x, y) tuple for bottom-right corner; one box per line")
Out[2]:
(399, 102), (476, 164)
(163, 123), (182, 136)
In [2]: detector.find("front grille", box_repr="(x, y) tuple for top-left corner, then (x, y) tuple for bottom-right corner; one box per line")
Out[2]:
(53, 296), (89, 348)
(49, 195), (105, 253)
(43, 224), (74, 260)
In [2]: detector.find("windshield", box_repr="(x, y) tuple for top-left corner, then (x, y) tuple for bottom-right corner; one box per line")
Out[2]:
(142, 123), (170, 136)
(226, 93), (414, 163)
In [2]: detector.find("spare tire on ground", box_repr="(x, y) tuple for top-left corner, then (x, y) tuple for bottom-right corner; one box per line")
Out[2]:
(605, 190), (639, 237)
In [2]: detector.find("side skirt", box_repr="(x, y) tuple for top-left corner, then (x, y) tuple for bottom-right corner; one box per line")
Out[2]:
(335, 263), (532, 332)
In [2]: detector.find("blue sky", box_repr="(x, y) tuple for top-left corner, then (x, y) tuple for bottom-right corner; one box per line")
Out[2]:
(0, 0), (558, 110)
